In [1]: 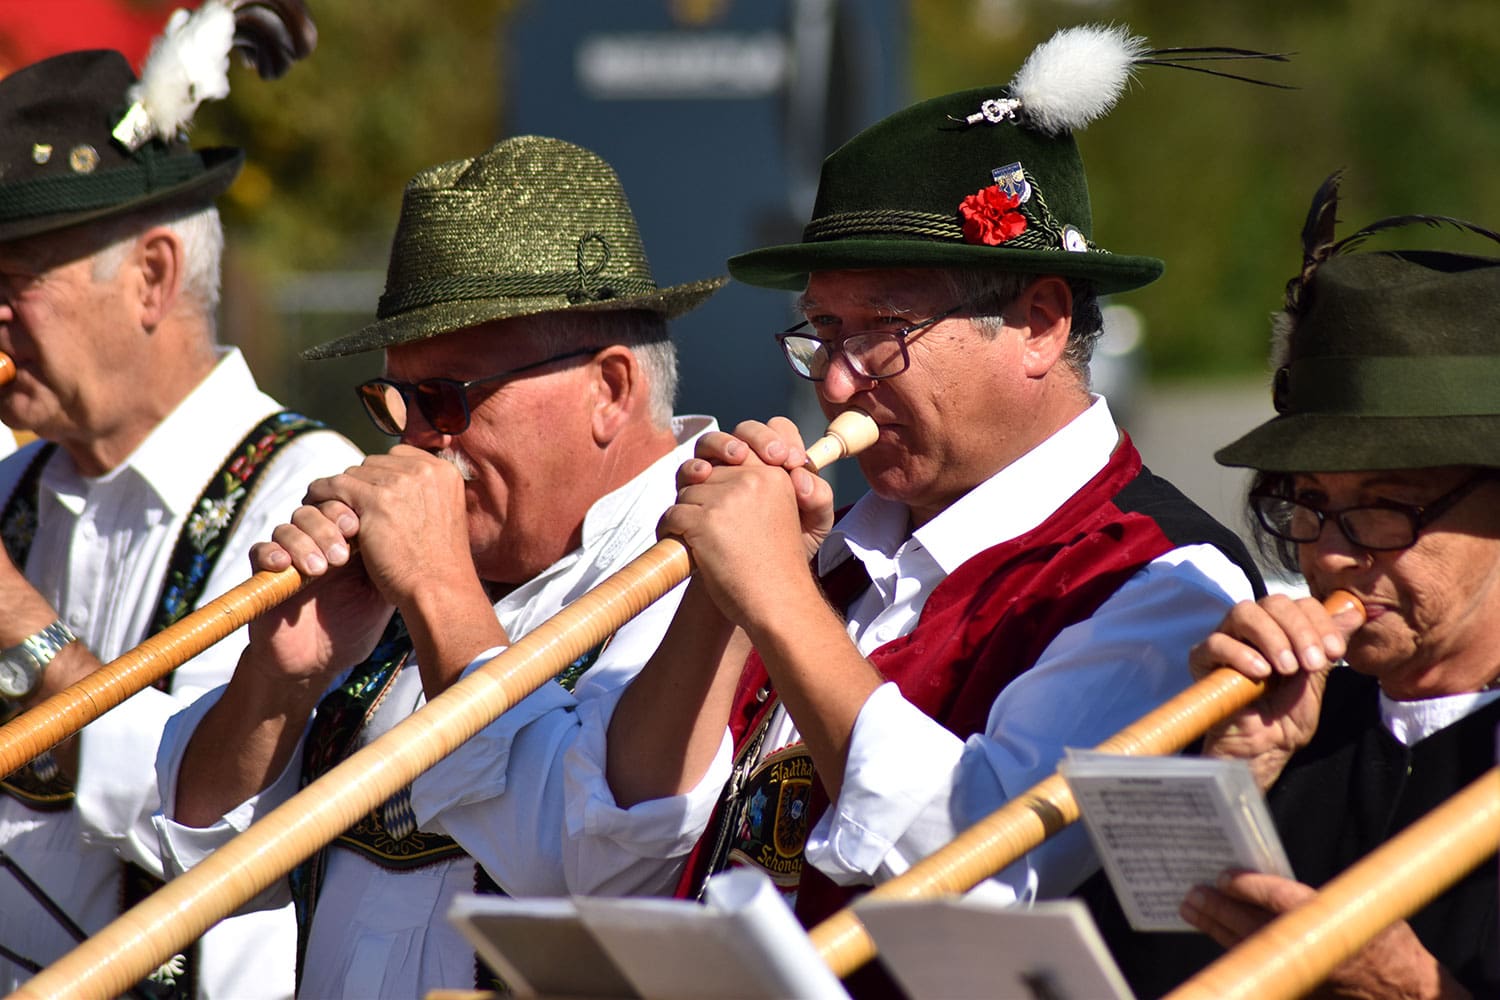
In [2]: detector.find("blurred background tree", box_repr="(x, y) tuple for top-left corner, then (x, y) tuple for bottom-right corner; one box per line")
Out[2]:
(916, 0), (1500, 376)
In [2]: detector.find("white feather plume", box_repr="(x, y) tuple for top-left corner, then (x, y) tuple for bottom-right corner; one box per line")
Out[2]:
(1008, 24), (1149, 136)
(128, 0), (237, 143)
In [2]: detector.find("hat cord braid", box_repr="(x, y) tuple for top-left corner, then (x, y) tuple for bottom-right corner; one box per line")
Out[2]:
(376, 270), (659, 318)
(0, 154), (204, 220)
(798, 177), (1104, 256)
(568, 232), (615, 303)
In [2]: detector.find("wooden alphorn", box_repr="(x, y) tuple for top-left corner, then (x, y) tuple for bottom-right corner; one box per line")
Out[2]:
(810, 591), (1366, 979)
(15, 409), (879, 1000)
(0, 566), (305, 777)
(0, 336), (299, 772)
(1165, 766), (1500, 1000)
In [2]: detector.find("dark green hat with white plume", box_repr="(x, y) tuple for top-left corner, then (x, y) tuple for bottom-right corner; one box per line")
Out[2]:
(729, 25), (1289, 294)
(0, 0), (315, 243)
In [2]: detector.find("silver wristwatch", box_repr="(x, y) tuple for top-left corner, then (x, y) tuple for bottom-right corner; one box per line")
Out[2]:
(0, 620), (77, 699)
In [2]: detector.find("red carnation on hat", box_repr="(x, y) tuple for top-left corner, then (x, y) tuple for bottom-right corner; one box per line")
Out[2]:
(959, 184), (1027, 245)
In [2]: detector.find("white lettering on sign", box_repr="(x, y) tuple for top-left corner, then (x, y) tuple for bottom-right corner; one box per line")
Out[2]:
(576, 32), (789, 99)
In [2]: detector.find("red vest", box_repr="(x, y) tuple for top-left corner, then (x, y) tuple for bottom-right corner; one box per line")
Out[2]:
(675, 434), (1260, 928)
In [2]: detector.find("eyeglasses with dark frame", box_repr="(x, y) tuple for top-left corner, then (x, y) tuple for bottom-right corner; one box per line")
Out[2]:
(775, 302), (969, 382)
(356, 347), (596, 436)
(1250, 472), (1494, 551)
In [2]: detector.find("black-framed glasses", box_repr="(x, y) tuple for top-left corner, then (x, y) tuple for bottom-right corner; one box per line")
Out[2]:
(775, 303), (968, 382)
(1250, 473), (1494, 551)
(356, 347), (595, 436)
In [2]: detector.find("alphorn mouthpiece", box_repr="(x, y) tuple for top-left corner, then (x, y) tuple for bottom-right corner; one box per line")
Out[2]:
(0, 351), (14, 386)
(805, 409), (879, 472)
(1322, 589), (1364, 623)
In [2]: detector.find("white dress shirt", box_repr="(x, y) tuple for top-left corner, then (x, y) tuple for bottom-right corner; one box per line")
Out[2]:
(564, 397), (1257, 903)
(0, 349), (362, 999)
(155, 416), (715, 1000)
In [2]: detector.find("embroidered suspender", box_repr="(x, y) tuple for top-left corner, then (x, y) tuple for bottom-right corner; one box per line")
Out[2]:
(0, 446), (66, 809)
(0, 412), (327, 805)
(681, 552), (871, 901)
(0, 412), (326, 999)
(149, 411), (328, 636)
(289, 617), (610, 989)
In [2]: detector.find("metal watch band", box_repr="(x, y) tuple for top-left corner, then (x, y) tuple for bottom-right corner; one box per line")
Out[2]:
(17, 619), (77, 665)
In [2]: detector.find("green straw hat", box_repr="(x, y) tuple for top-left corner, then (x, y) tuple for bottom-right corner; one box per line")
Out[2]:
(1217, 175), (1500, 473)
(305, 136), (727, 359)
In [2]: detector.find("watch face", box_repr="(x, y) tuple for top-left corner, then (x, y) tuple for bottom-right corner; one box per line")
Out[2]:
(0, 654), (33, 698)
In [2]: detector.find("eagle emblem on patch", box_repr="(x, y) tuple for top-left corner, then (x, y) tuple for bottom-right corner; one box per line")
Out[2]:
(725, 742), (816, 890)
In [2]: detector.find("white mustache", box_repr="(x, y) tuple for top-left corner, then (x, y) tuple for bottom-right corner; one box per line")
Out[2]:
(436, 447), (475, 482)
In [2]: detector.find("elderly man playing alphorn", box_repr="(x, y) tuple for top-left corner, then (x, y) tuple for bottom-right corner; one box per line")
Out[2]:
(0, 23), (354, 1000)
(157, 136), (724, 998)
(565, 28), (1265, 983)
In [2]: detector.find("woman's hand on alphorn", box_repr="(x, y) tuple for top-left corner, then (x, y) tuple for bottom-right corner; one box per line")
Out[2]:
(1182, 870), (1470, 1000)
(1188, 593), (1364, 791)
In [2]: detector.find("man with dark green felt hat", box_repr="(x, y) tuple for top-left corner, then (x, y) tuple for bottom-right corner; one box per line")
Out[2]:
(0, 11), (358, 999)
(562, 24), (1265, 976)
(158, 134), (728, 997)
(1086, 175), (1500, 998)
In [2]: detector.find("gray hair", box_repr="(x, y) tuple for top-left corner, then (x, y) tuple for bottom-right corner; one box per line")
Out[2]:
(933, 268), (1104, 381)
(520, 309), (678, 428)
(89, 205), (225, 319)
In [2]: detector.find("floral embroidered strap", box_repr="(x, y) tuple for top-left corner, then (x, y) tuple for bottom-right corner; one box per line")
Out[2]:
(288, 613), (609, 988)
(0, 412), (327, 810)
(0, 414), (326, 998)
(148, 410), (328, 637)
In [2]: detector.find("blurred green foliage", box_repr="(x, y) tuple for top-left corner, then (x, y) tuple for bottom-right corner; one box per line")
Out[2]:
(191, 0), (519, 447)
(184, 0), (1500, 446)
(915, 0), (1500, 376)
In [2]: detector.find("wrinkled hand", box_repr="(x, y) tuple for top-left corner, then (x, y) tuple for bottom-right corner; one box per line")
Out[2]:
(1189, 593), (1362, 790)
(300, 445), (476, 607)
(658, 418), (835, 630)
(1183, 871), (1466, 999)
(244, 502), (389, 684)
(244, 445), (477, 682)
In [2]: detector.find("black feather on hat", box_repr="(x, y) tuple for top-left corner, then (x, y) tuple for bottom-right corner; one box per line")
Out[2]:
(1217, 171), (1500, 473)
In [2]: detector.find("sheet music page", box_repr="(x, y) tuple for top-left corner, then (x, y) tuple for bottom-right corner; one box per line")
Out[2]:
(855, 897), (1135, 1000)
(576, 868), (850, 1000)
(447, 895), (639, 999)
(449, 872), (850, 1000)
(1060, 749), (1292, 931)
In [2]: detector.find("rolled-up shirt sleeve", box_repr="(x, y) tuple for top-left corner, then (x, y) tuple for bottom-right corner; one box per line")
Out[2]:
(560, 680), (734, 896)
(411, 580), (709, 897)
(806, 544), (1253, 900)
(152, 686), (306, 912)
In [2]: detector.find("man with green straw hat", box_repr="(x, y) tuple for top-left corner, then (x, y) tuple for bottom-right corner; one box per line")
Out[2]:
(567, 22), (1275, 985)
(1089, 173), (1500, 998)
(158, 134), (726, 998)
(0, 5), (355, 997)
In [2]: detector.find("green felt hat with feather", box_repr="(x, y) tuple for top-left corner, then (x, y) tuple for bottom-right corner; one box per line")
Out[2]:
(1217, 172), (1500, 473)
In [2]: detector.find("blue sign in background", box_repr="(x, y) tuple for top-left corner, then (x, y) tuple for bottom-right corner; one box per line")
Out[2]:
(507, 0), (905, 497)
